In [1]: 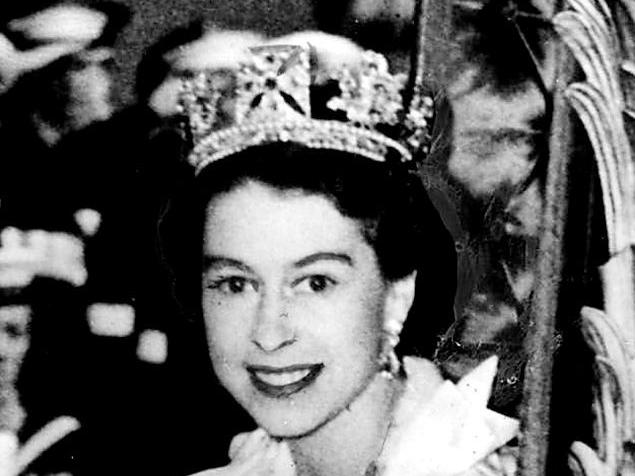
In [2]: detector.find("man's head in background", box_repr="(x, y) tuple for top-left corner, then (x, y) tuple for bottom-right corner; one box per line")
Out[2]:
(0, 2), (130, 138)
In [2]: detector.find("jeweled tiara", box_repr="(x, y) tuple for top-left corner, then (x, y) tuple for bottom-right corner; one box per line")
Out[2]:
(179, 40), (433, 174)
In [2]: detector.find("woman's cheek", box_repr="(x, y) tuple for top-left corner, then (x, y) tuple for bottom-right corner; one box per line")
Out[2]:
(206, 297), (257, 349)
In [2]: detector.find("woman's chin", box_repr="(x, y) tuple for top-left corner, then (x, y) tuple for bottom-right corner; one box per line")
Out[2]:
(249, 395), (344, 439)
(253, 413), (324, 440)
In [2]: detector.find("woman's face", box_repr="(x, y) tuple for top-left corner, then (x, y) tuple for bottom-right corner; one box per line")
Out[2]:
(202, 180), (404, 438)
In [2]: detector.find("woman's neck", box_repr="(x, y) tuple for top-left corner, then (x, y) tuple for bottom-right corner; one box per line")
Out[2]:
(288, 371), (403, 476)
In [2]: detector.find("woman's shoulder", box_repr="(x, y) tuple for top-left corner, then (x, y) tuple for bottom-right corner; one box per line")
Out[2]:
(377, 356), (519, 476)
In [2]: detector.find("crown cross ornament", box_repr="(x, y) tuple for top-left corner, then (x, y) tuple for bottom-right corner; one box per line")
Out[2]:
(179, 41), (433, 173)
(236, 45), (311, 122)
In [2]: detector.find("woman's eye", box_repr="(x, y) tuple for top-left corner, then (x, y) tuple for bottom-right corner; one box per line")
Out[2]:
(208, 277), (256, 295)
(295, 275), (336, 293)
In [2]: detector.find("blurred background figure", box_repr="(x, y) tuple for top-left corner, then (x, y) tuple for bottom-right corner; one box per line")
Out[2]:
(40, 22), (266, 476)
(438, 4), (596, 471)
(3, 5), (118, 129)
(313, 0), (552, 417)
(432, 1), (551, 412)
(0, 3), (133, 475)
(0, 1), (129, 229)
(318, 3), (595, 471)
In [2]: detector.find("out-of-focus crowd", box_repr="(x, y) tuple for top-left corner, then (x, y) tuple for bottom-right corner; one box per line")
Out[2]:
(0, 4), (260, 475)
(0, 1), (593, 475)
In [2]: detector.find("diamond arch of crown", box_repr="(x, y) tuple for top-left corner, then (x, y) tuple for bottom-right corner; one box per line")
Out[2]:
(179, 42), (433, 173)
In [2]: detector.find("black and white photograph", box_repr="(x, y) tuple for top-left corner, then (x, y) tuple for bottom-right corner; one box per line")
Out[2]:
(0, 0), (634, 475)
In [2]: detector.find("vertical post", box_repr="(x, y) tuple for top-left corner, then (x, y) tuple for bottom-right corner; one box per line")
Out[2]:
(407, 0), (452, 108)
(518, 26), (577, 476)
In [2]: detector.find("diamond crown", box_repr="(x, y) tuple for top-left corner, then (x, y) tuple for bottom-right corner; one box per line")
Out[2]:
(179, 41), (433, 174)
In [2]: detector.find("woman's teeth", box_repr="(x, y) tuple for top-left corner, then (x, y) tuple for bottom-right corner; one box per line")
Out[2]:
(254, 368), (312, 386)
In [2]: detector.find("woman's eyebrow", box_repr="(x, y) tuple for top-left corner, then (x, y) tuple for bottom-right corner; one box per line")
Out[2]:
(203, 255), (254, 273)
(293, 252), (353, 268)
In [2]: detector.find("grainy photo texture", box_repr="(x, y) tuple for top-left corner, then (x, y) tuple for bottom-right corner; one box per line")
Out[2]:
(0, 1), (634, 475)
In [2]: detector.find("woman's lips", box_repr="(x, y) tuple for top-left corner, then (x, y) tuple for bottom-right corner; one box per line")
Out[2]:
(255, 368), (312, 386)
(247, 364), (324, 398)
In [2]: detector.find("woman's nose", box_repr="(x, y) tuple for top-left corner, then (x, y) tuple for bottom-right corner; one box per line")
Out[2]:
(250, 289), (295, 353)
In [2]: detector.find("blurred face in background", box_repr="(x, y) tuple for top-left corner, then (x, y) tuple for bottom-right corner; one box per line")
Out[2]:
(29, 49), (115, 134)
(64, 48), (114, 129)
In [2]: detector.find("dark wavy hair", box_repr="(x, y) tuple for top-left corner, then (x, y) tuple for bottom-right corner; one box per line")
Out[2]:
(162, 142), (456, 360)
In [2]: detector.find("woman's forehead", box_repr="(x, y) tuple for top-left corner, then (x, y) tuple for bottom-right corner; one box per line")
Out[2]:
(202, 181), (375, 269)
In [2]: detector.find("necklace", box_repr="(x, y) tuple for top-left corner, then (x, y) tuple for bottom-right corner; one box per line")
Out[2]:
(363, 373), (402, 476)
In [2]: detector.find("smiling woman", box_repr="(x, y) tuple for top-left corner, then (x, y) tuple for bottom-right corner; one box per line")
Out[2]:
(204, 179), (391, 440)
(162, 31), (519, 476)
(196, 146), (439, 444)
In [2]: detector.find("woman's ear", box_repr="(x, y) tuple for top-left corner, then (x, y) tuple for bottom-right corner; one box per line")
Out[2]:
(383, 271), (417, 334)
